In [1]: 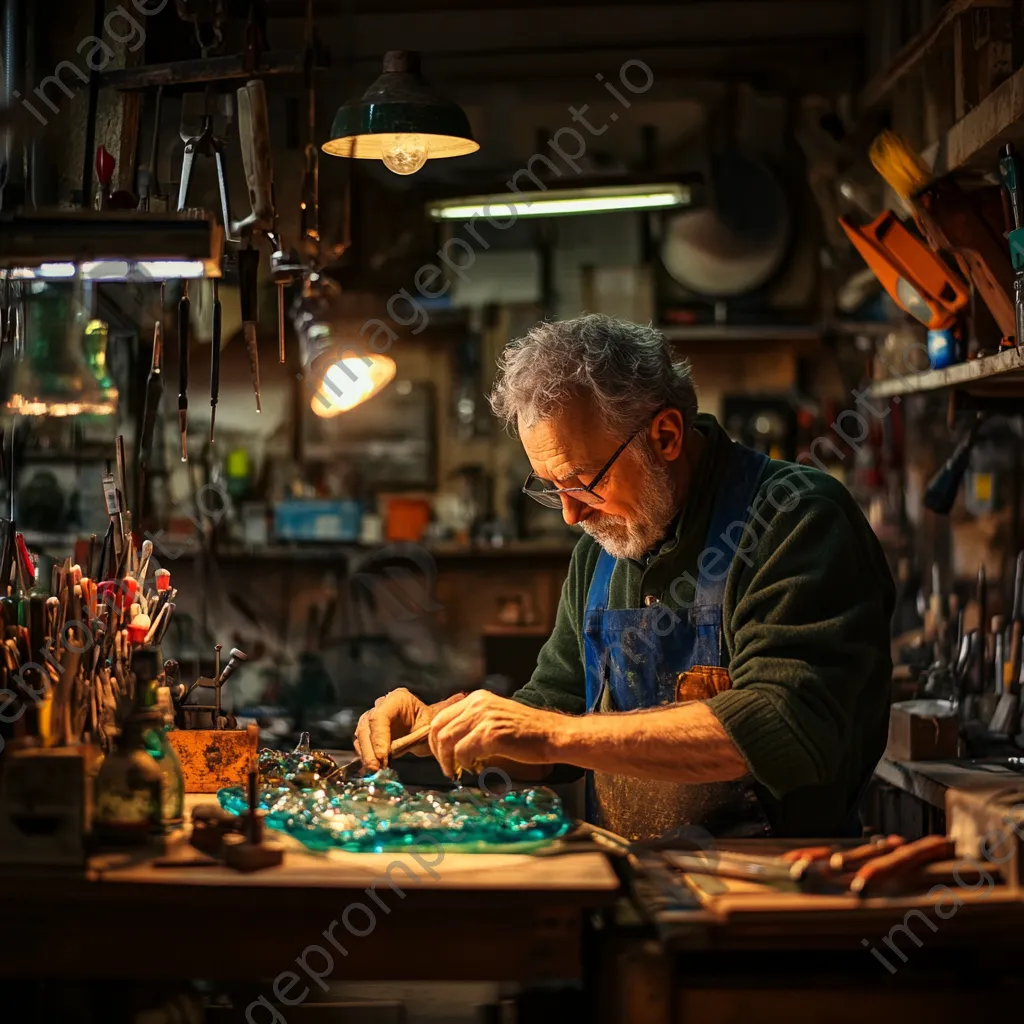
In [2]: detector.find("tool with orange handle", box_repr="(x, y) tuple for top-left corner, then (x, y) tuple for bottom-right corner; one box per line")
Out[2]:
(839, 212), (969, 329)
(849, 835), (955, 897)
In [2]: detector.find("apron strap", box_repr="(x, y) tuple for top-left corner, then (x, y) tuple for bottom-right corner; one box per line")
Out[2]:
(692, 443), (771, 615)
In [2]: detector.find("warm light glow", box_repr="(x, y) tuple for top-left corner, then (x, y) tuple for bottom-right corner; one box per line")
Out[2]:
(311, 353), (397, 417)
(6, 394), (117, 417)
(5, 259), (208, 282)
(380, 133), (429, 175)
(428, 184), (690, 221)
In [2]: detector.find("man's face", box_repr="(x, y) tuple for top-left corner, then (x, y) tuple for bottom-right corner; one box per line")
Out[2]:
(520, 397), (682, 560)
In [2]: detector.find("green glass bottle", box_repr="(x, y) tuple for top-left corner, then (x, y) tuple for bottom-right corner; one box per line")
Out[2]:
(93, 708), (163, 845)
(135, 647), (185, 832)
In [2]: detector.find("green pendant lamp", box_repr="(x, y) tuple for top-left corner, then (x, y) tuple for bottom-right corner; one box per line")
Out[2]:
(322, 50), (478, 175)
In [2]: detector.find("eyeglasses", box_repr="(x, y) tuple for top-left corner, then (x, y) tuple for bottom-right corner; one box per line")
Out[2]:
(522, 432), (639, 509)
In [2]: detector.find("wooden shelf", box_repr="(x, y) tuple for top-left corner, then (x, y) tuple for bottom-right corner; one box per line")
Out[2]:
(925, 58), (1024, 176)
(859, 0), (1001, 112)
(867, 347), (1024, 398)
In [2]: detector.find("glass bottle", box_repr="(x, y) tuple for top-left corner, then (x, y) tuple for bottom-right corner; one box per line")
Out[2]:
(93, 708), (163, 845)
(135, 647), (185, 832)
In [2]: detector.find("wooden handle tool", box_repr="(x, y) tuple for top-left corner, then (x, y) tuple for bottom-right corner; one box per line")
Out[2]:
(849, 835), (955, 897)
(829, 834), (905, 873)
(331, 721), (433, 781)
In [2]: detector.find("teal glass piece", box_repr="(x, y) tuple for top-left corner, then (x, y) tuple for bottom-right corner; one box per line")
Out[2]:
(217, 750), (572, 853)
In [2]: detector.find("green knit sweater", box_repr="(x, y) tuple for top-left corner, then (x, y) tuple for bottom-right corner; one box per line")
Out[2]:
(513, 414), (895, 837)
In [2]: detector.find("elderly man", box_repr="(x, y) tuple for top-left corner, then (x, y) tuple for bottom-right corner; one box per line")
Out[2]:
(355, 315), (894, 839)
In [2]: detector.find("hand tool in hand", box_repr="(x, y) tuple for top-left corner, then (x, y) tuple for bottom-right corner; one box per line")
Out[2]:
(329, 721), (434, 782)
(924, 414), (985, 514)
(139, 305), (164, 468)
(238, 247), (262, 413)
(849, 835), (956, 897)
(210, 277), (221, 443)
(178, 282), (190, 462)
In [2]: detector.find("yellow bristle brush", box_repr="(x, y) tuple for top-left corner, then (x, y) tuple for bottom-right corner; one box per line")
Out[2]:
(869, 130), (934, 203)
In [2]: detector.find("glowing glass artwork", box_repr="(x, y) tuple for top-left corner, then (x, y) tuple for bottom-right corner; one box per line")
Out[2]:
(218, 740), (571, 852)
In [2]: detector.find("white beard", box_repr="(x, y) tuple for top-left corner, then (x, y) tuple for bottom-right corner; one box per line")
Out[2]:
(578, 444), (677, 560)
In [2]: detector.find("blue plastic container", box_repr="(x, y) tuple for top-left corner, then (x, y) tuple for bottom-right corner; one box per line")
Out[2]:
(273, 500), (363, 542)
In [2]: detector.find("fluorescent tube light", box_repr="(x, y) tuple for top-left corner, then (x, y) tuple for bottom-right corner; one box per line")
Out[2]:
(428, 183), (690, 221)
(4, 259), (209, 282)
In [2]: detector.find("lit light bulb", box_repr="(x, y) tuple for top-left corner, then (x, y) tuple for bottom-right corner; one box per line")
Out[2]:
(380, 133), (428, 175)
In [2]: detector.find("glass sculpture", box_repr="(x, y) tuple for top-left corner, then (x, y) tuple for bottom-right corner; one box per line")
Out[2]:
(218, 735), (571, 853)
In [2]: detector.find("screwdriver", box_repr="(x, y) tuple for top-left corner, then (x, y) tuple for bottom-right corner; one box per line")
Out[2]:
(178, 281), (190, 462)
(210, 278), (221, 444)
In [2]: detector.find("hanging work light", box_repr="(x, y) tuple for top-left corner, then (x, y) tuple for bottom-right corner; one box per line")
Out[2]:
(322, 51), (478, 176)
(292, 272), (396, 417)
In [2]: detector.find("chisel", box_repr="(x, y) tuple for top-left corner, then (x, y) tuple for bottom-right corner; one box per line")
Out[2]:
(178, 282), (190, 462)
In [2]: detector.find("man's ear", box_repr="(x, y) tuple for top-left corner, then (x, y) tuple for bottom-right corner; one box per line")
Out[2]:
(650, 408), (685, 462)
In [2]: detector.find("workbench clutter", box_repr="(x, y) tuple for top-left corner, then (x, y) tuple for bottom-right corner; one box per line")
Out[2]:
(893, 552), (1024, 758)
(216, 734), (572, 854)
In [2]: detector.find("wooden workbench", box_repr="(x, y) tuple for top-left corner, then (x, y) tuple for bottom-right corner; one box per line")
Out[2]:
(1, 797), (619, 984)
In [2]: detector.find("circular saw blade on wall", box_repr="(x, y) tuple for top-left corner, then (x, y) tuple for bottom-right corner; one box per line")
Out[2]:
(660, 152), (792, 298)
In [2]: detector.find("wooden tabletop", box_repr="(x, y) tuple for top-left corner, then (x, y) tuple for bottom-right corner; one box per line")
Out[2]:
(1, 796), (620, 983)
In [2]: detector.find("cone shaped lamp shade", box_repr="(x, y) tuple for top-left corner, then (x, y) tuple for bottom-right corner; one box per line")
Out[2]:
(6, 283), (117, 416)
(311, 352), (397, 417)
(293, 272), (397, 416)
(322, 51), (478, 174)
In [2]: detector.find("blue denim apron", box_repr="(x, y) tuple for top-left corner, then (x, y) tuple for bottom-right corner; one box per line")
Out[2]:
(582, 441), (773, 842)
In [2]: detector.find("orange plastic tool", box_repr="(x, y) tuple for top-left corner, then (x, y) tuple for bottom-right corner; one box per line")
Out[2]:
(840, 212), (969, 329)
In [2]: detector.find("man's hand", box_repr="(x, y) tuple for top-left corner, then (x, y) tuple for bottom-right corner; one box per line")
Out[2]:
(428, 690), (565, 779)
(354, 688), (466, 772)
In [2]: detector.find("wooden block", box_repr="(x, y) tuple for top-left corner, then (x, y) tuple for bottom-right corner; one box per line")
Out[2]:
(0, 745), (101, 866)
(167, 723), (259, 793)
(885, 700), (960, 761)
(947, 782), (1024, 889)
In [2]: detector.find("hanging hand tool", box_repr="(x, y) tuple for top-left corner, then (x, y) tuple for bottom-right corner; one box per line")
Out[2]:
(233, 79), (275, 239)
(178, 282), (190, 462)
(234, 78), (286, 366)
(177, 112), (234, 239)
(138, 86), (168, 213)
(1001, 143), (1024, 349)
(238, 247), (262, 413)
(95, 146), (115, 210)
(139, 292), (164, 468)
(210, 278), (222, 443)
(924, 414), (985, 514)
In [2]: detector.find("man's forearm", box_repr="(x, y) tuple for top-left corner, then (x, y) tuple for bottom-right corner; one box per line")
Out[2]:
(550, 702), (750, 784)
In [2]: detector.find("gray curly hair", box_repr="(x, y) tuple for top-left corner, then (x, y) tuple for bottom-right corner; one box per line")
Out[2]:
(488, 314), (698, 436)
